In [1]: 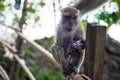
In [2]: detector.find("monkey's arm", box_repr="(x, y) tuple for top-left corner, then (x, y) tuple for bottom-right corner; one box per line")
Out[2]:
(74, 0), (109, 16)
(52, 45), (62, 65)
(77, 50), (85, 68)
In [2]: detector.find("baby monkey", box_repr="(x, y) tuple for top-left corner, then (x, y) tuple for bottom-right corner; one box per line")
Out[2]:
(52, 7), (86, 77)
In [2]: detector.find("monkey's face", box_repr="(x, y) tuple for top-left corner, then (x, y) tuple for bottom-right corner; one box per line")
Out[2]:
(61, 7), (79, 31)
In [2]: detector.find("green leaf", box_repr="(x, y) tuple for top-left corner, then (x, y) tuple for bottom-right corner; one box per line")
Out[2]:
(13, 14), (19, 25)
(7, 3), (12, 7)
(24, 48), (32, 56)
(29, 2), (34, 6)
(0, 0), (5, 3)
(81, 21), (87, 33)
(35, 16), (40, 22)
(39, 2), (46, 7)
(27, 7), (36, 13)
(0, 4), (4, 11)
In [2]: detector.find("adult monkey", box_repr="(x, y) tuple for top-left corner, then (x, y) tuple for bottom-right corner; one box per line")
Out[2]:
(52, 0), (109, 79)
(52, 7), (86, 80)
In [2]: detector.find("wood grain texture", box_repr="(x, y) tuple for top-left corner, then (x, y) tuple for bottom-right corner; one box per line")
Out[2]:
(84, 23), (106, 80)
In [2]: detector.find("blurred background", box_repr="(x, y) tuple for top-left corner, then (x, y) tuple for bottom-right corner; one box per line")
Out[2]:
(0, 0), (120, 80)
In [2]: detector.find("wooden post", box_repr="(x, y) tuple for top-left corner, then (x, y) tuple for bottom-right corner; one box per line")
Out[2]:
(84, 23), (106, 80)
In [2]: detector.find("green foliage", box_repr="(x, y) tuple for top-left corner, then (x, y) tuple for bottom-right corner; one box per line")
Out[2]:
(39, 1), (46, 7)
(57, 0), (62, 9)
(81, 20), (87, 33)
(35, 37), (54, 52)
(94, 0), (120, 29)
(0, 4), (4, 11)
(24, 48), (32, 56)
(17, 67), (28, 80)
(95, 11), (120, 29)
(0, 13), (5, 24)
(13, 14), (20, 25)
(0, 58), (12, 73)
(29, 67), (63, 80)
(0, 0), (5, 3)
(35, 15), (40, 22)
(27, 7), (36, 13)
(7, 3), (12, 10)
(35, 70), (63, 80)
(0, 0), (5, 11)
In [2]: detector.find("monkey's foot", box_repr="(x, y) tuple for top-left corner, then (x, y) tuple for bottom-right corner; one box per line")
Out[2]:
(72, 40), (86, 50)
(62, 64), (74, 77)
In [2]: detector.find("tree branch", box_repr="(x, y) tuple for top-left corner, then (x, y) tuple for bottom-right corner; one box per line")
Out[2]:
(74, 0), (109, 16)
(0, 66), (10, 80)
(0, 39), (35, 80)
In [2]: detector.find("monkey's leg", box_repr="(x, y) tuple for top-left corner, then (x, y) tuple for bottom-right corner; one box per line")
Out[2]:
(52, 45), (74, 77)
(58, 47), (74, 77)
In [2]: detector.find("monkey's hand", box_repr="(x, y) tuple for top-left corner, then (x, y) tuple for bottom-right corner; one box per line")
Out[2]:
(72, 40), (86, 50)
(62, 63), (74, 77)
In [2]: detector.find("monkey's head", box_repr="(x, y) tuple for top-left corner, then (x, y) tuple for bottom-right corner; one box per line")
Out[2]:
(61, 7), (80, 31)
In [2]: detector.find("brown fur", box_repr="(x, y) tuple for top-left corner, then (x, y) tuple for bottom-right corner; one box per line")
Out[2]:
(62, 7), (79, 15)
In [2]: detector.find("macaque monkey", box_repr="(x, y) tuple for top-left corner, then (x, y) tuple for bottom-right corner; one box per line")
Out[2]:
(52, 0), (109, 79)
(52, 6), (86, 77)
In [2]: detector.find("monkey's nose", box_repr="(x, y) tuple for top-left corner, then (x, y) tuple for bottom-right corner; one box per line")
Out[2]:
(69, 19), (73, 26)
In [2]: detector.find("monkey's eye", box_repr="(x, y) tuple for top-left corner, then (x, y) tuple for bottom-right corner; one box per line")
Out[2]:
(64, 15), (70, 19)
(72, 16), (77, 19)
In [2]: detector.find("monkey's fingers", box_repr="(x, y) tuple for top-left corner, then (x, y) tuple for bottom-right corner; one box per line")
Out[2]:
(62, 64), (73, 76)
